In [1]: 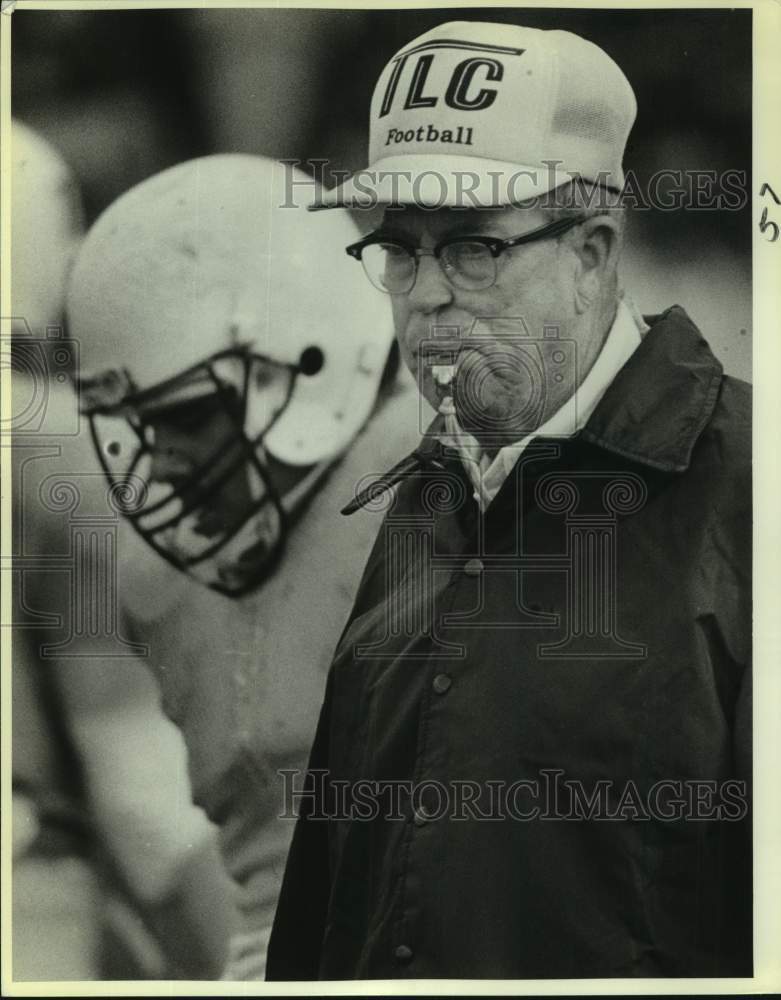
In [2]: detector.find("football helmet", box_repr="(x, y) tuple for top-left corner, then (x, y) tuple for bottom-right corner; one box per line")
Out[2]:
(67, 154), (393, 595)
(11, 118), (84, 335)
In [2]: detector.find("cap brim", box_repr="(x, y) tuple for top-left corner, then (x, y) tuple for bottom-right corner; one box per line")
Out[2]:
(308, 154), (575, 212)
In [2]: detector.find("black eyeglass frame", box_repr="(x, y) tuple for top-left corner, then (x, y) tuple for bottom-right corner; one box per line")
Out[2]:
(345, 215), (586, 293)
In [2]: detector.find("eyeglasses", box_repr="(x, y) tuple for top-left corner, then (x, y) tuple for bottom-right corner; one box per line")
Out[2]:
(345, 216), (585, 295)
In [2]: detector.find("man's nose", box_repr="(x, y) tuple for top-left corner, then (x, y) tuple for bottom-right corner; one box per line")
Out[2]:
(405, 252), (454, 314)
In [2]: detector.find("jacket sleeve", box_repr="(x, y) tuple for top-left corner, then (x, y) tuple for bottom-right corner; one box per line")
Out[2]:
(265, 667), (334, 981)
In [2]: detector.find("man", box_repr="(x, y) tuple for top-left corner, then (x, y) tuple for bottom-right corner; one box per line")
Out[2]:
(54, 153), (423, 978)
(266, 21), (752, 979)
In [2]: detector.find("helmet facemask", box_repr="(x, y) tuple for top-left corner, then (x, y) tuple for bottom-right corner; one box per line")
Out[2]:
(81, 344), (324, 597)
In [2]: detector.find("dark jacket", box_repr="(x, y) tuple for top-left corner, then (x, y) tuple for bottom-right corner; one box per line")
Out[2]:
(267, 306), (752, 980)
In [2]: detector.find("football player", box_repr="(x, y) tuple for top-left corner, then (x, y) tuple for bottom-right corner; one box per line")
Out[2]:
(62, 153), (423, 978)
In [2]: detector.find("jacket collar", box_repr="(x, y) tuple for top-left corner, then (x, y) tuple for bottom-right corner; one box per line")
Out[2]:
(578, 305), (723, 472)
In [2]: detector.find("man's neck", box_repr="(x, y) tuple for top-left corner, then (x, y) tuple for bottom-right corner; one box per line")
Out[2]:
(573, 298), (618, 395)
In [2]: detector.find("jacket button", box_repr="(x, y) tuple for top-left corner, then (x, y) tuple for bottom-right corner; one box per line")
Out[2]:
(394, 944), (413, 963)
(432, 673), (452, 694)
(464, 557), (483, 576)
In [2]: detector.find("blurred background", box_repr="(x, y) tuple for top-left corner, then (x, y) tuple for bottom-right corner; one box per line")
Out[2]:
(11, 5), (752, 379)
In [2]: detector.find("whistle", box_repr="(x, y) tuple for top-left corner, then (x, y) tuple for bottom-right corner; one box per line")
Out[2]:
(432, 364), (457, 416)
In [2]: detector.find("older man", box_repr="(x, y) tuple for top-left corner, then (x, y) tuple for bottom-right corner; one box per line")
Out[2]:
(267, 21), (751, 980)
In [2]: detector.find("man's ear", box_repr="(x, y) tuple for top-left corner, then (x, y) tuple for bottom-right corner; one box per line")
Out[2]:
(572, 214), (622, 314)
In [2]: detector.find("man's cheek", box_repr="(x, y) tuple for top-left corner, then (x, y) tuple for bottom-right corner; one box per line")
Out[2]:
(398, 341), (418, 380)
(392, 316), (420, 369)
(391, 300), (410, 341)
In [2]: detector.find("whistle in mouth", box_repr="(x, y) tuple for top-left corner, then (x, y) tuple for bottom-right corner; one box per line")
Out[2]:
(432, 363), (456, 394)
(431, 364), (457, 416)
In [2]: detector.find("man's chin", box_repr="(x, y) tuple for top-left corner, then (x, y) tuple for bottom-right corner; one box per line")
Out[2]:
(454, 399), (545, 447)
(453, 368), (543, 440)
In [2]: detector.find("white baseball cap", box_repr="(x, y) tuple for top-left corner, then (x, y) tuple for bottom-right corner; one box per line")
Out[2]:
(312, 20), (637, 211)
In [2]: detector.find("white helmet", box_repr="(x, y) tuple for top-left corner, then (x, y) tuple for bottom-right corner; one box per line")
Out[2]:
(67, 154), (394, 595)
(8, 120), (84, 435)
(11, 119), (84, 336)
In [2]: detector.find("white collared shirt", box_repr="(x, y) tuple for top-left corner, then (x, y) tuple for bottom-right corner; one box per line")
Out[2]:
(439, 298), (647, 511)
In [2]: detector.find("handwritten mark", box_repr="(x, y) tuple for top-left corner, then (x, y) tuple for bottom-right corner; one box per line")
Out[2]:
(759, 182), (779, 243)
